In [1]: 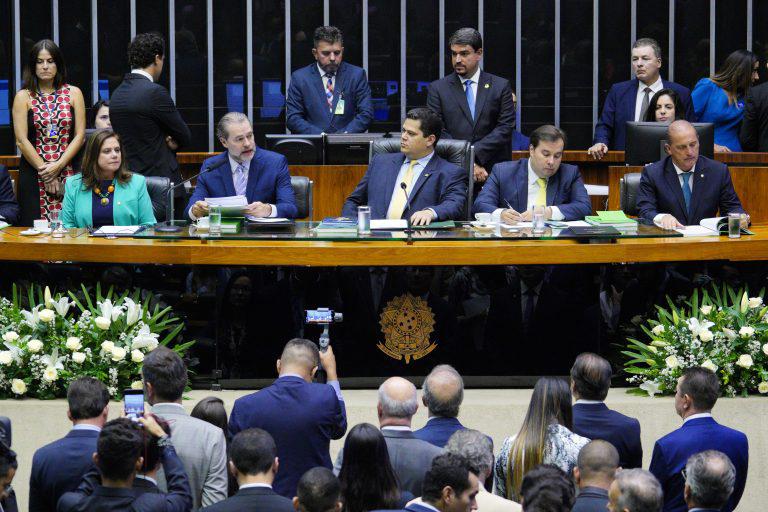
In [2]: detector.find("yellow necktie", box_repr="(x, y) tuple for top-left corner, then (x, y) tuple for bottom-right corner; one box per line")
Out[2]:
(387, 160), (417, 219)
(535, 178), (547, 207)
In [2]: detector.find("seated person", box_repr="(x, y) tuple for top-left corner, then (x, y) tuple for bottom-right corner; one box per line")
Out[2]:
(472, 124), (591, 222)
(88, 99), (111, 129)
(0, 165), (20, 225)
(636, 120), (747, 229)
(61, 129), (156, 229)
(341, 107), (467, 225)
(643, 88), (685, 123)
(186, 112), (298, 220)
(511, 93), (530, 151)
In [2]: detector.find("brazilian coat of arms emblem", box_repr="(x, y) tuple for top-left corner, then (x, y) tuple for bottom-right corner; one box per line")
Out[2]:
(378, 293), (437, 363)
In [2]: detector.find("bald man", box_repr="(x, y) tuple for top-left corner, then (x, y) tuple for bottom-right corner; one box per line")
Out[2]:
(333, 376), (441, 497)
(228, 338), (347, 498)
(414, 365), (472, 448)
(572, 441), (619, 512)
(637, 120), (747, 229)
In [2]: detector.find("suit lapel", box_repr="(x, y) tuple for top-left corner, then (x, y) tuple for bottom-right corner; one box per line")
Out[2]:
(449, 73), (474, 124)
(311, 64), (332, 121)
(219, 155), (236, 197)
(331, 63), (345, 113)
(245, 151), (261, 201)
(472, 71), (491, 128)
(546, 170), (561, 206)
(517, 160), (529, 211)
(663, 158), (688, 223)
(624, 80), (639, 122)
(408, 155), (438, 203)
(381, 154), (406, 215)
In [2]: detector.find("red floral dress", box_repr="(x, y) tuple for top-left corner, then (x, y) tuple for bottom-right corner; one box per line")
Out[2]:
(29, 84), (75, 219)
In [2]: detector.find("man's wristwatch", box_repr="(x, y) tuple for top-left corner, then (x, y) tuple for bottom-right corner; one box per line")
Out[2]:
(157, 434), (173, 448)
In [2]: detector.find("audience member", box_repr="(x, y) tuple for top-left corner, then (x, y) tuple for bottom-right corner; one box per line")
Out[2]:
(570, 353), (642, 468)
(739, 61), (768, 151)
(511, 93), (531, 151)
(643, 88), (686, 123)
(338, 423), (412, 511)
(692, 49), (759, 152)
(12, 38), (86, 225)
(607, 469), (663, 512)
(649, 367), (748, 512)
(133, 415), (173, 494)
(30, 377), (109, 512)
(199, 428), (293, 512)
(519, 465), (574, 512)
(494, 377), (589, 501)
(0, 442), (18, 512)
(572, 440), (619, 512)
(88, 99), (111, 129)
(401, 453), (480, 512)
(145, 346), (228, 509)
(0, 165), (20, 226)
(57, 416), (192, 512)
(414, 364), (469, 448)
(228, 339), (347, 498)
(191, 396), (236, 497)
(683, 450), (736, 512)
(293, 468), (343, 512)
(286, 26), (373, 134)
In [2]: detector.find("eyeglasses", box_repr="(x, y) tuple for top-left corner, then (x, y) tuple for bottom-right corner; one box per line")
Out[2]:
(680, 468), (688, 481)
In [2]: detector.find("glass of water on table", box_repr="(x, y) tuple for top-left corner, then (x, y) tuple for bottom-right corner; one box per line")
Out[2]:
(208, 205), (222, 237)
(49, 209), (64, 238)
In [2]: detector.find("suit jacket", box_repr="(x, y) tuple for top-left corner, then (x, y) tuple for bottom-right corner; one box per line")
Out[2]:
(649, 417), (748, 512)
(228, 376), (347, 498)
(636, 155), (745, 225)
(413, 417), (466, 448)
(198, 486), (293, 512)
(61, 173), (157, 229)
(286, 62), (374, 134)
(593, 79), (694, 150)
(739, 81), (768, 151)
(427, 71), (515, 170)
(572, 402), (643, 469)
(341, 152), (467, 220)
(30, 429), (100, 512)
(571, 486), (609, 512)
(184, 149), (298, 219)
(0, 166), (19, 226)
(110, 73), (192, 183)
(472, 159), (592, 220)
(151, 403), (229, 510)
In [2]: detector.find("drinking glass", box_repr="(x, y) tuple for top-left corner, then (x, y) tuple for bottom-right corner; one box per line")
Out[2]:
(209, 205), (222, 237)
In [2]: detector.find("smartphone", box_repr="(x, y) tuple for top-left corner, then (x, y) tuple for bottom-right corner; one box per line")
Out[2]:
(123, 389), (144, 419)
(305, 309), (334, 324)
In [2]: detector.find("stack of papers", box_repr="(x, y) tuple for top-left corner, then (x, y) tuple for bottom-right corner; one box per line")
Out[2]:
(585, 211), (638, 229)
(206, 195), (247, 217)
(92, 226), (143, 237)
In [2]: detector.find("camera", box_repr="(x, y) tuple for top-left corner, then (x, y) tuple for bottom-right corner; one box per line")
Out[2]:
(305, 308), (343, 324)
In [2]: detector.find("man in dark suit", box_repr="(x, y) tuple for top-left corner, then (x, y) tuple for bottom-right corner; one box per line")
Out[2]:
(29, 377), (109, 512)
(649, 367), (749, 512)
(228, 339), (347, 498)
(57, 416), (192, 512)
(572, 441), (618, 512)
(342, 108), (467, 224)
(739, 70), (768, 151)
(607, 469), (663, 512)
(570, 353), (643, 469)
(589, 38), (693, 158)
(637, 120), (747, 229)
(0, 166), (19, 226)
(199, 429), (292, 512)
(293, 468), (343, 512)
(286, 26), (373, 134)
(185, 112), (297, 220)
(473, 124), (591, 222)
(427, 28), (515, 185)
(393, 453), (480, 512)
(414, 365), (469, 448)
(683, 450), (736, 512)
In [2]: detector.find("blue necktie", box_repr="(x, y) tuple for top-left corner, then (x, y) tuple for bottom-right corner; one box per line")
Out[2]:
(681, 172), (693, 215)
(465, 80), (475, 120)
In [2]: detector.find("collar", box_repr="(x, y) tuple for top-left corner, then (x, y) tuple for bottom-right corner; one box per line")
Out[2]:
(527, 159), (552, 186)
(574, 399), (604, 405)
(229, 155), (251, 174)
(135, 474), (157, 486)
(240, 483), (273, 490)
(459, 67), (482, 85)
(683, 412), (713, 424)
(414, 502), (441, 512)
(279, 373), (306, 380)
(426, 415), (460, 423)
(381, 425), (412, 432)
(131, 69), (154, 82)
(317, 63), (336, 78)
(637, 76), (663, 92)
(151, 402), (187, 415)
(406, 151), (435, 170)
(520, 281), (544, 295)
(72, 424), (102, 432)
(672, 161), (696, 176)
(579, 486), (610, 496)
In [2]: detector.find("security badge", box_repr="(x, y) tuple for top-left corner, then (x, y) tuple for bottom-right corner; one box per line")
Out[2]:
(334, 94), (345, 115)
(378, 293), (437, 363)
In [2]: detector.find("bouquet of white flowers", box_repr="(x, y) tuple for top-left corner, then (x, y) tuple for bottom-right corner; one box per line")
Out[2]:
(0, 284), (193, 399)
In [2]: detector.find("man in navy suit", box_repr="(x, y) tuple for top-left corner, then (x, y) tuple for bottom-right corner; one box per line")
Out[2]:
(649, 367), (749, 512)
(293, 468), (343, 512)
(228, 339), (347, 498)
(427, 28), (515, 184)
(342, 108), (467, 224)
(570, 353), (643, 469)
(636, 120), (747, 229)
(414, 365), (469, 448)
(186, 112), (298, 220)
(473, 124), (591, 222)
(0, 166), (19, 225)
(572, 440), (619, 512)
(29, 377), (109, 512)
(398, 453), (480, 512)
(683, 450), (736, 512)
(588, 38), (693, 158)
(286, 26), (373, 134)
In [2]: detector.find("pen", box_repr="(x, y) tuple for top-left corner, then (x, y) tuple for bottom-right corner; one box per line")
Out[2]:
(504, 198), (513, 210)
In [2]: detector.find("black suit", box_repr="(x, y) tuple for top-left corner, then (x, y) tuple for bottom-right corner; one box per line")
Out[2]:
(199, 486), (293, 512)
(571, 486), (609, 512)
(740, 82), (768, 152)
(427, 71), (515, 171)
(0, 165), (20, 226)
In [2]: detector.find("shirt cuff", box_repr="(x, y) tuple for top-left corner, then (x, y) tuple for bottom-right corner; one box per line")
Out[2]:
(427, 208), (437, 220)
(189, 208), (198, 221)
(268, 204), (277, 218)
(549, 206), (564, 221)
(492, 208), (505, 223)
(328, 380), (345, 402)
(653, 213), (667, 227)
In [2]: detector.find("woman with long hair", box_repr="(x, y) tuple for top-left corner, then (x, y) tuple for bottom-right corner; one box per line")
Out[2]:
(692, 49), (760, 152)
(643, 88), (685, 123)
(493, 377), (589, 501)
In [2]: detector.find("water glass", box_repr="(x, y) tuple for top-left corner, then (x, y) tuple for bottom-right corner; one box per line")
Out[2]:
(532, 205), (546, 234)
(357, 206), (371, 235)
(728, 213), (742, 239)
(49, 210), (64, 238)
(209, 205), (222, 237)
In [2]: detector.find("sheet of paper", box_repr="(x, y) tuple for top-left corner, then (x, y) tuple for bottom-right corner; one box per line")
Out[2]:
(500, 221), (533, 229)
(205, 195), (248, 206)
(565, 220), (591, 227)
(675, 225), (719, 237)
(94, 226), (142, 235)
(371, 219), (408, 230)
(246, 216), (290, 223)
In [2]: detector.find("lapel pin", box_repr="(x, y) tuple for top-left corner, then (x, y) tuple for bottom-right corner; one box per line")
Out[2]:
(700, 174), (704, 177)
(484, 83), (490, 89)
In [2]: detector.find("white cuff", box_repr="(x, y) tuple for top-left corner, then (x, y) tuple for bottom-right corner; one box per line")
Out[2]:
(491, 208), (505, 223)
(189, 208), (198, 221)
(426, 208), (437, 220)
(549, 206), (564, 221)
(268, 204), (277, 217)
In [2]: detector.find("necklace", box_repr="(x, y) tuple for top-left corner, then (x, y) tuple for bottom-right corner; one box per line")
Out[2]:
(93, 181), (115, 206)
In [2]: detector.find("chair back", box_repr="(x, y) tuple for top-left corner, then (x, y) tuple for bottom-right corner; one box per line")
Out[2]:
(291, 175), (314, 220)
(144, 176), (171, 222)
(619, 172), (642, 216)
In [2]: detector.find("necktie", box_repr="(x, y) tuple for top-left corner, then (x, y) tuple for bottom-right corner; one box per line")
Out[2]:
(234, 163), (248, 196)
(535, 178), (547, 207)
(465, 80), (475, 120)
(523, 288), (537, 333)
(680, 171), (693, 215)
(639, 86), (652, 120)
(387, 160), (417, 219)
(325, 72), (335, 112)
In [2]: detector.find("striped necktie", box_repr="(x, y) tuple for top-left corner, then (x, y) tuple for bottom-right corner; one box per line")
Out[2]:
(234, 162), (248, 197)
(325, 72), (335, 112)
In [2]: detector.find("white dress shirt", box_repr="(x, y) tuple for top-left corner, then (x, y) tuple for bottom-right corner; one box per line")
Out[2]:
(387, 151), (437, 219)
(653, 162), (696, 226)
(635, 76), (664, 121)
(318, 63), (335, 92)
(492, 160), (564, 222)
(131, 69), (154, 82)
(239, 483), (273, 490)
(683, 412), (713, 425)
(458, 67), (481, 105)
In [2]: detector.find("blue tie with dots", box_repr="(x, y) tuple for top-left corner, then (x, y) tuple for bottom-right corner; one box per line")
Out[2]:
(681, 172), (693, 215)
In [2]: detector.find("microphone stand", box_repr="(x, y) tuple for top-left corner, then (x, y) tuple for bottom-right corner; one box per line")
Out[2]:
(155, 159), (228, 233)
(400, 182), (415, 245)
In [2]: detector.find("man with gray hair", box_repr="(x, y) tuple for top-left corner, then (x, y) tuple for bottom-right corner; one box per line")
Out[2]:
(414, 364), (470, 448)
(683, 450), (736, 511)
(334, 376), (441, 497)
(185, 111), (298, 220)
(608, 469), (663, 512)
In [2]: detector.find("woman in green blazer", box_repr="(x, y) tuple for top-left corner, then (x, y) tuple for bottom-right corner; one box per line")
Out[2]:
(61, 129), (156, 228)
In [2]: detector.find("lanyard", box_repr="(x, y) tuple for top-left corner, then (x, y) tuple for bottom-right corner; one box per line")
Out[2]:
(36, 88), (60, 139)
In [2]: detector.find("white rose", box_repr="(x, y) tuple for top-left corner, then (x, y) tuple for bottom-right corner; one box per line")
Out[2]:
(2, 331), (18, 343)
(95, 316), (111, 330)
(43, 366), (58, 382)
(739, 326), (755, 338)
(736, 354), (754, 369)
(651, 325), (665, 336)
(65, 337), (82, 351)
(10, 379), (26, 395)
(110, 346), (127, 362)
(763, 343), (768, 356)
(131, 349), (145, 363)
(700, 305), (713, 315)
(701, 360), (718, 372)
(722, 328), (737, 340)
(27, 339), (43, 353)
(748, 297), (763, 309)
(759, 382), (768, 394)
(72, 352), (86, 364)
(0, 351), (12, 365)
(665, 355), (679, 369)
(131, 380), (144, 390)
(38, 308), (55, 323)
(101, 341), (115, 353)
(698, 330), (714, 342)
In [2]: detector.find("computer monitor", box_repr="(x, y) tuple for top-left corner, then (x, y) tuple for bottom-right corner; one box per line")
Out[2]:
(264, 134), (324, 165)
(324, 133), (390, 165)
(625, 122), (715, 165)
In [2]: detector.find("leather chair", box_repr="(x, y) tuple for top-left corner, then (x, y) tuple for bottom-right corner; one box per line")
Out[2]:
(291, 176), (314, 220)
(369, 139), (473, 219)
(619, 172), (642, 216)
(144, 176), (171, 222)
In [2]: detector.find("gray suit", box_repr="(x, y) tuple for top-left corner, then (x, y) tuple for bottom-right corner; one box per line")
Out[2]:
(334, 428), (442, 497)
(152, 402), (228, 510)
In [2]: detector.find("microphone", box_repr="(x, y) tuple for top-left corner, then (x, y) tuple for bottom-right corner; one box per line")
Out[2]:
(155, 158), (229, 233)
(400, 181), (415, 243)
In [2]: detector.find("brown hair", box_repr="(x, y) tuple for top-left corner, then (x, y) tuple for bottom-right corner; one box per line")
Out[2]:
(80, 129), (132, 191)
(710, 49), (758, 105)
(23, 39), (67, 93)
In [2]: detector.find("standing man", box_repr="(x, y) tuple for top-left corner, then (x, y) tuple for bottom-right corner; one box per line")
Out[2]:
(286, 26), (373, 134)
(427, 28), (515, 185)
(589, 38), (694, 158)
(414, 365), (470, 448)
